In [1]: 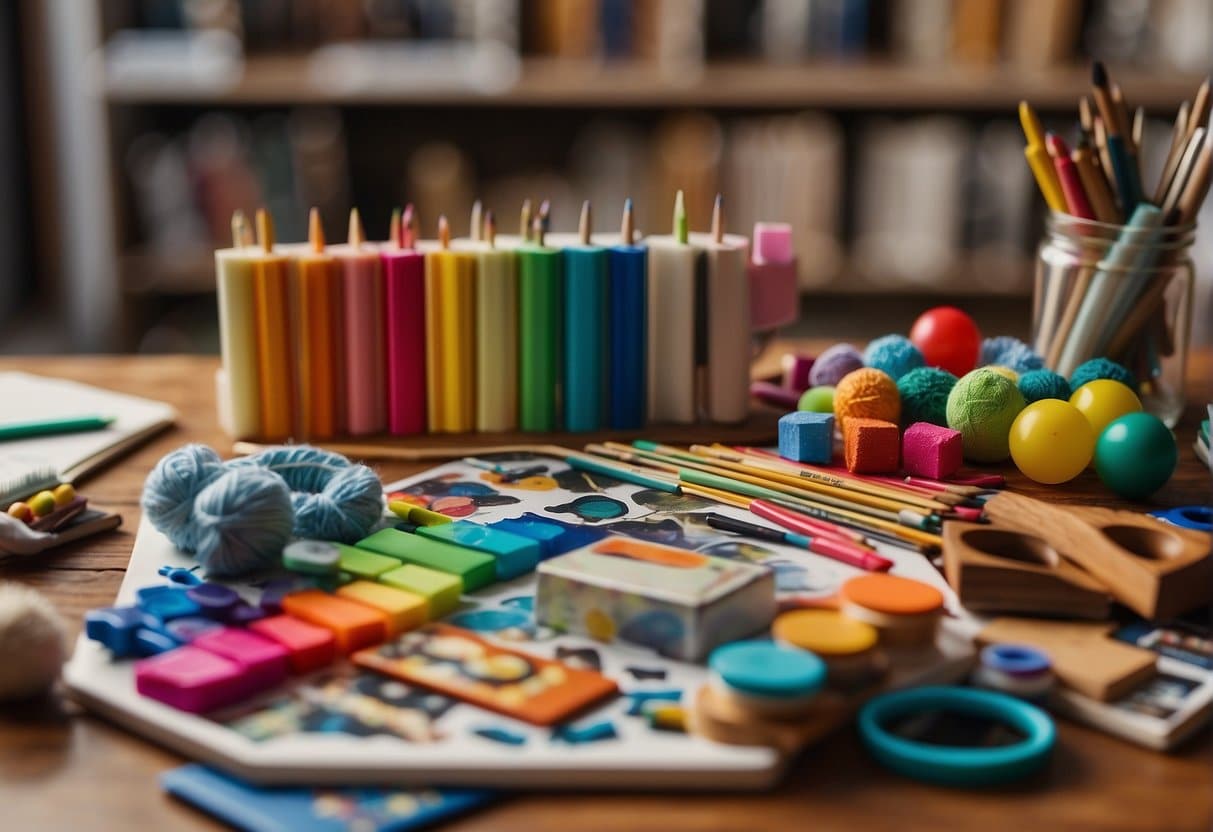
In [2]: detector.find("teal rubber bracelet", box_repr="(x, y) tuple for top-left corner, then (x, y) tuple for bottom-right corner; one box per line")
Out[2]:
(858, 686), (1055, 787)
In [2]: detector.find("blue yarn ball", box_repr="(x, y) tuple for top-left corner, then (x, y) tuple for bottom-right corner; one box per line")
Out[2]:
(1070, 358), (1137, 392)
(897, 366), (958, 426)
(809, 343), (865, 387)
(980, 336), (1045, 374)
(1018, 369), (1072, 403)
(864, 334), (925, 381)
(141, 444), (224, 551)
(191, 469), (294, 577)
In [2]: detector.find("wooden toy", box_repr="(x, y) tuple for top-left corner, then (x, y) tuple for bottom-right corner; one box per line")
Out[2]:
(942, 521), (1110, 619)
(778, 411), (833, 464)
(977, 618), (1157, 701)
(982, 490), (1210, 619)
(1008, 399), (1095, 484)
(901, 422), (962, 480)
(838, 574), (943, 646)
(843, 418), (900, 474)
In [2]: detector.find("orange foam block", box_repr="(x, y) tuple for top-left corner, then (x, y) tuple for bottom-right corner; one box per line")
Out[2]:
(280, 590), (388, 653)
(843, 418), (900, 473)
(337, 581), (428, 636)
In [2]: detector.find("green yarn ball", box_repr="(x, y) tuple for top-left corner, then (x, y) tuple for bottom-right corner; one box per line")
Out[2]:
(1018, 369), (1071, 403)
(798, 385), (836, 414)
(946, 369), (1027, 463)
(896, 367), (957, 427)
(1069, 358), (1136, 392)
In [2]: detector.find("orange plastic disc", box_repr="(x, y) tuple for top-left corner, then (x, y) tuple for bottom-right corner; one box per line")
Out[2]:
(839, 574), (944, 616)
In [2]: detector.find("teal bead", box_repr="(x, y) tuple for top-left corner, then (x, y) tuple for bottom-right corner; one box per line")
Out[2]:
(1093, 413), (1177, 500)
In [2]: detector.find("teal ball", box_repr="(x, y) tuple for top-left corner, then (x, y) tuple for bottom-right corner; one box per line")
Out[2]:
(1094, 413), (1177, 500)
(946, 369), (1027, 463)
(1070, 358), (1136, 392)
(1018, 369), (1071, 403)
(864, 335), (925, 381)
(897, 366), (958, 427)
(798, 386), (835, 413)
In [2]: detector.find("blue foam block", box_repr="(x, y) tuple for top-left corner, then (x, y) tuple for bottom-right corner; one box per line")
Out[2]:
(136, 585), (201, 621)
(418, 521), (541, 580)
(778, 411), (835, 464)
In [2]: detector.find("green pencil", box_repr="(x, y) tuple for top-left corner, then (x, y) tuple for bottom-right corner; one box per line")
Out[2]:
(0, 415), (113, 441)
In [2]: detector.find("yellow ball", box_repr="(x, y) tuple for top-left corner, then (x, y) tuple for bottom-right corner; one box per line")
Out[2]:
(833, 367), (900, 431)
(1009, 399), (1095, 484)
(985, 365), (1019, 383)
(1070, 379), (1142, 437)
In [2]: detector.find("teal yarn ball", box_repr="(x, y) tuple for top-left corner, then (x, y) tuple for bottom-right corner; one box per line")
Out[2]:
(192, 468), (294, 576)
(141, 444), (225, 552)
(798, 385), (836, 413)
(946, 369), (1027, 463)
(1018, 369), (1071, 403)
(864, 335), (925, 381)
(897, 367), (958, 427)
(1070, 358), (1136, 392)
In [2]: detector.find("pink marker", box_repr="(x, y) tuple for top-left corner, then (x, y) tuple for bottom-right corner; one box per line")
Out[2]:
(336, 208), (387, 435)
(381, 206), (427, 435)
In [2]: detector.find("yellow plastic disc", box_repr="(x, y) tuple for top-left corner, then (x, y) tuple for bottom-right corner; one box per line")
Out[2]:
(772, 609), (879, 656)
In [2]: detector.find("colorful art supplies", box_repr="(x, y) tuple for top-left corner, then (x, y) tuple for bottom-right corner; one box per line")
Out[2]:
(1090, 61), (1144, 211)
(946, 369), (1026, 463)
(517, 203), (562, 432)
(382, 206), (428, 436)
(0, 415), (113, 442)
(778, 411), (833, 464)
(469, 210), (518, 433)
(704, 512), (881, 576)
(697, 195), (751, 423)
(645, 190), (698, 424)
(214, 211), (262, 439)
(425, 217), (477, 433)
(563, 202), (609, 432)
(1018, 101), (1065, 213)
(901, 423), (962, 481)
(294, 208), (341, 440)
(607, 199), (647, 429)
(335, 209), (387, 436)
(251, 209), (295, 440)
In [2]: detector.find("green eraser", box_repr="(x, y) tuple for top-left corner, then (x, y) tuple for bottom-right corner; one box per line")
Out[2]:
(379, 564), (463, 618)
(356, 528), (496, 591)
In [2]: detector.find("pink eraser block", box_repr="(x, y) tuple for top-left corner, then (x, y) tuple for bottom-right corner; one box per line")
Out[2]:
(902, 422), (963, 480)
(192, 627), (289, 691)
(249, 614), (337, 673)
(753, 222), (792, 264)
(134, 645), (247, 713)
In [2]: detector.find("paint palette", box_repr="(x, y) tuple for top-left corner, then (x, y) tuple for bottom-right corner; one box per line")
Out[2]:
(65, 456), (973, 789)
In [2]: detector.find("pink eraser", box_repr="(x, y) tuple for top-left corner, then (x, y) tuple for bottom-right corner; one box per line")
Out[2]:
(780, 354), (815, 393)
(902, 422), (963, 480)
(134, 645), (247, 713)
(249, 615), (337, 673)
(192, 627), (290, 691)
(753, 222), (793, 264)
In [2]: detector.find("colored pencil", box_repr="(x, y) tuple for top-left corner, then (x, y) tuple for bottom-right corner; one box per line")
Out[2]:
(295, 207), (341, 439)
(645, 190), (698, 424)
(563, 201), (608, 432)
(607, 198), (647, 429)
(252, 208), (294, 440)
(704, 512), (892, 573)
(382, 205), (428, 435)
(1019, 101), (1066, 212)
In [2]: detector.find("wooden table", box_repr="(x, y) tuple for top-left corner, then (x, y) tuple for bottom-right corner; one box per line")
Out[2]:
(1, 354), (1210, 832)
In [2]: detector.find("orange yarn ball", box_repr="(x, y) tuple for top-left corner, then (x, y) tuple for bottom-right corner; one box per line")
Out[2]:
(833, 368), (901, 430)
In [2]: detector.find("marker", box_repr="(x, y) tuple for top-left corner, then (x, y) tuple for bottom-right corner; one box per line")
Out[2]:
(703, 512), (890, 572)
(0, 415), (114, 441)
(743, 502), (894, 571)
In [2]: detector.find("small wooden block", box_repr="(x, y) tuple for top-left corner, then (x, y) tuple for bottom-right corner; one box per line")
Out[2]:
(379, 564), (463, 618)
(191, 627), (290, 690)
(977, 618), (1157, 701)
(778, 411), (834, 464)
(843, 418), (900, 473)
(686, 685), (850, 755)
(901, 422), (962, 480)
(335, 544), (401, 580)
(943, 521), (1110, 619)
(337, 581), (428, 635)
(357, 528), (497, 591)
(418, 521), (540, 580)
(249, 614), (337, 673)
(280, 590), (389, 653)
(134, 645), (247, 713)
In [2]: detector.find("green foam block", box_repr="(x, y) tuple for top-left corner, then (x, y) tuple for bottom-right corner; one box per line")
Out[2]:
(378, 564), (463, 618)
(356, 528), (496, 591)
(336, 544), (400, 580)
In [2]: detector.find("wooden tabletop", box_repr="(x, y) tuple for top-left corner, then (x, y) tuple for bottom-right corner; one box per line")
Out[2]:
(1, 353), (1210, 832)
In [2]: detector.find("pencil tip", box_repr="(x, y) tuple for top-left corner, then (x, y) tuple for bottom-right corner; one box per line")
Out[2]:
(1092, 60), (1107, 86)
(309, 207), (325, 251)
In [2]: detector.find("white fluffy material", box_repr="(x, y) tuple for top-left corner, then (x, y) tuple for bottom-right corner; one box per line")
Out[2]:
(0, 583), (66, 701)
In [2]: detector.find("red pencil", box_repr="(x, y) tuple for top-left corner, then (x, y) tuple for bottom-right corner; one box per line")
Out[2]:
(751, 499), (894, 572)
(1046, 133), (1095, 220)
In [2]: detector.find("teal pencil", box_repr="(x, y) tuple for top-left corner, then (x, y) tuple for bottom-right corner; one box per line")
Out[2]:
(566, 454), (680, 493)
(0, 415), (113, 441)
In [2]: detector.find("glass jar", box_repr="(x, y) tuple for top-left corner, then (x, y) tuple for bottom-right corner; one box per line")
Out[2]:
(1031, 212), (1195, 428)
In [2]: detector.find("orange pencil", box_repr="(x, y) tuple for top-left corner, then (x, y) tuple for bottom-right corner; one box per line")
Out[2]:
(252, 208), (294, 440)
(294, 208), (341, 439)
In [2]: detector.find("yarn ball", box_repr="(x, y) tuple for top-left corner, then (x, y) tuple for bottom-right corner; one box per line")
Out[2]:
(985, 365), (1020, 383)
(191, 468), (295, 576)
(1018, 369), (1072, 403)
(864, 335), (925, 381)
(897, 366), (958, 427)
(980, 336), (1045, 374)
(834, 368), (901, 430)
(809, 343), (865, 387)
(946, 369), (1027, 463)
(798, 385), (836, 414)
(0, 583), (66, 701)
(141, 444), (225, 551)
(1069, 358), (1137, 392)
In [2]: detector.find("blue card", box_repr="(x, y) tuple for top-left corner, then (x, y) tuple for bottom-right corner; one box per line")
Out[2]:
(161, 764), (496, 832)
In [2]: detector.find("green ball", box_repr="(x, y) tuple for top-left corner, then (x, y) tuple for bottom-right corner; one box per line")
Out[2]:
(798, 385), (835, 413)
(945, 369), (1026, 463)
(1094, 412), (1177, 500)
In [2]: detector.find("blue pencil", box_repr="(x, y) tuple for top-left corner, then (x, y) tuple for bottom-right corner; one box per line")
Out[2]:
(607, 199), (647, 429)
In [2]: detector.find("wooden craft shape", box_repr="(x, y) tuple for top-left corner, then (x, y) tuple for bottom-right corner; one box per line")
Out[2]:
(982, 491), (1211, 620)
(943, 520), (1110, 619)
(976, 617), (1156, 701)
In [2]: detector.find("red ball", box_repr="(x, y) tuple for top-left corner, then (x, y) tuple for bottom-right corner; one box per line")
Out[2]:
(909, 307), (982, 377)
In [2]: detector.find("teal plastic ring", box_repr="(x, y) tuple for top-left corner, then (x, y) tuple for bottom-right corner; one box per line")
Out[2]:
(858, 686), (1055, 787)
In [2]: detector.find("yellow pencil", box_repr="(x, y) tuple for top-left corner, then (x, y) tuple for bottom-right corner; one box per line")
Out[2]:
(1019, 101), (1067, 212)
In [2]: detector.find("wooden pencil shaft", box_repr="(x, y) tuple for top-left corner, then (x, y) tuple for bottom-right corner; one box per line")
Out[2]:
(1177, 144), (1213, 224)
(1154, 101), (1191, 205)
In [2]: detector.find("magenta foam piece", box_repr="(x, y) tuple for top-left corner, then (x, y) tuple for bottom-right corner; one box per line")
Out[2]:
(780, 354), (815, 393)
(134, 645), (247, 713)
(748, 223), (797, 332)
(902, 422), (963, 480)
(191, 627), (290, 691)
(751, 381), (801, 409)
(753, 222), (792, 264)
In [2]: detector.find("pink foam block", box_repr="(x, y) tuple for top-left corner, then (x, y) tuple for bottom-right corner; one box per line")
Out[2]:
(250, 614), (337, 673)
(753, 222), (792, 264)
(749, 223), (797, 332)
(191, 627), (290, 691)
(134, 645), (247, 713)
(902, 422), (963, 480)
